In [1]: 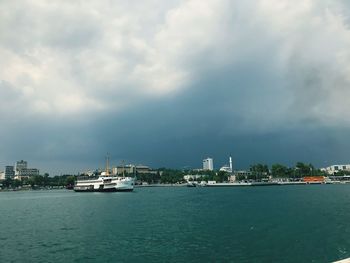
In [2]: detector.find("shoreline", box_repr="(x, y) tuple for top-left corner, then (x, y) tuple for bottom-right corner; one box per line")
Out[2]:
(135, 183), (187, 187)
(2, 181), (350, 192)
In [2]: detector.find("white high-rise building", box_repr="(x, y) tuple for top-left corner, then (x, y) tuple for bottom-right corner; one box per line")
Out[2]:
(203, 158), (214, 171)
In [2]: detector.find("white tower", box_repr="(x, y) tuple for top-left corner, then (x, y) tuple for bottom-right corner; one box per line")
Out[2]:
(229, 156), (233, 172)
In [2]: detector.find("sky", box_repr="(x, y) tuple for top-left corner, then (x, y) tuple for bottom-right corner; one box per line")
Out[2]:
(1, 0), (350, 174)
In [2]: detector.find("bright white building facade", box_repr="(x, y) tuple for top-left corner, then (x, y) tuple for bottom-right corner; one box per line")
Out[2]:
(184, 174), (204, 181)
(321, 164), (350, 175)
(203, 158), (214, 171)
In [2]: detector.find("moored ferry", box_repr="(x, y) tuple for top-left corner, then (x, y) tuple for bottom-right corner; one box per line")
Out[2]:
(74, 155), (134, 192)
(74, 176), (134, 192)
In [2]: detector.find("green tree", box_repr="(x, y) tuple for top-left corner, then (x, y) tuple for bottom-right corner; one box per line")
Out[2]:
(159, 169), (185, 184)
(271, 164), (289, 178)
(235, 174), (246, 181)
(12, 179), (22, 188)
(2, 178), (13, 188)
(65, 176), (76, 186)
(250, 164), (269, 180)
(214, 171), (229, 182)
(294, 162), (313, 177)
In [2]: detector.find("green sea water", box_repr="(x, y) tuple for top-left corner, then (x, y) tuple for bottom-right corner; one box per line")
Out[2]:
(1, 185), (350, 263)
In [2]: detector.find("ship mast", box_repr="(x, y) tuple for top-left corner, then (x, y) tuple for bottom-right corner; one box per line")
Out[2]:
(106, 153), (110, 176)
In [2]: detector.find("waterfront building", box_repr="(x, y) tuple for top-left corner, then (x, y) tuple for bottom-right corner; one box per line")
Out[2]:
(0, 171), (4, 180)
(113, 164), (135, 175)
(321, 164), (350, 175)
(136, 165), (157, 174)
(234, 170), (252, 179)
(5, 166), (15, 179)
(184, 174), (206, 181)
(18, 168), (40, 177)
(203, 158), (214, 171)
(113, 164), (157, 175)
(16, 160), (28, 172)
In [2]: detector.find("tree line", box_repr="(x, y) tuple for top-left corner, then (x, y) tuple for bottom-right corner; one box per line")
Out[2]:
(0, 174), (75, 189)
(235, 162), (328, 181)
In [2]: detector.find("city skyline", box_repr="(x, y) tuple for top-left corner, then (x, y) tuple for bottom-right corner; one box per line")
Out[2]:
(1, 155), (348, 177)
(1, 1), (350, 174)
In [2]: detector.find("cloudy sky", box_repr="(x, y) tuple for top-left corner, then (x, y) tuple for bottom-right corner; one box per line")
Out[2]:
(1, 0), (350, 174)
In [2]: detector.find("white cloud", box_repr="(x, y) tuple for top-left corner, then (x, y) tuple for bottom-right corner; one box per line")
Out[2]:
(0, 0), (350, 129)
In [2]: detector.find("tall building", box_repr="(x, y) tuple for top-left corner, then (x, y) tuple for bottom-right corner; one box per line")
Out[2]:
(203, 158), (214, 171)
(5, 166), (15, 179)
(16, 160), (28, 172)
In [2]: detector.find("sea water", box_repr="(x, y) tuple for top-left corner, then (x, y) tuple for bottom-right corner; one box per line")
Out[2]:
(1, 185), (350, 262)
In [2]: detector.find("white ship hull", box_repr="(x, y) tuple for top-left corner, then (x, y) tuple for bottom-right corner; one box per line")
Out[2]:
(113, 177), (134, 191)
(74, 176), (134, 192)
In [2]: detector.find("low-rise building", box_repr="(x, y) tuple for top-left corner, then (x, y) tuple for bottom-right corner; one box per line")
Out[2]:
(321, 165), (350, 175)
(184, 174), (205, 181)
(113, 165), (135, 175)
(233, 170), (252, 180)
(113, 164), (157, 175)
(234, 170), (252, 177)
(136, 165), (157, 174)
(18, 168), (40, 177)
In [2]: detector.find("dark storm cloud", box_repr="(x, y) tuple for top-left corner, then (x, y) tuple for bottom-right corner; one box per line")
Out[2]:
(88, 80), (350, 171)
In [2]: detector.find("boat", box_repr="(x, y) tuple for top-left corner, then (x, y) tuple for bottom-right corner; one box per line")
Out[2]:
(74, 155), (134, 192)
(74, 176), (134, 192)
